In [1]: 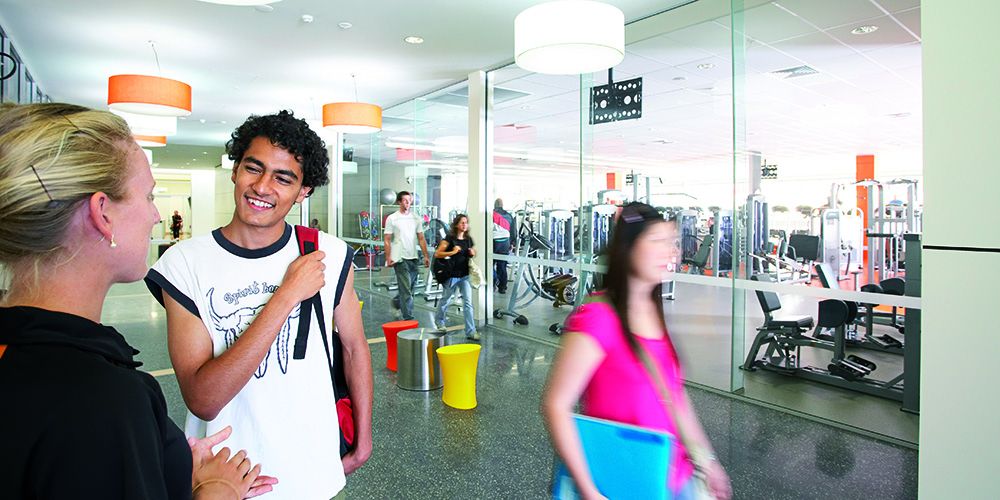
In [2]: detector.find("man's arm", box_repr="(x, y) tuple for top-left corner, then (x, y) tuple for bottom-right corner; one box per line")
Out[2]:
(383, 233), (393, 267)
(333, 268), (373, 475)
(383, 217), (394, 267)
(165, 251), (327, 421)
(417, 232), (430, 267)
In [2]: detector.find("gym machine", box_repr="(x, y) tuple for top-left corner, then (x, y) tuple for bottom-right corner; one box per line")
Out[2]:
(741, 276), (905, 402)
(814, 263), (903, 355)
(742, 235), (921, 411)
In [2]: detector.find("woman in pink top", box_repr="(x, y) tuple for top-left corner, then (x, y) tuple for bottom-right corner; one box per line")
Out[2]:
(543, 202), (731, 500)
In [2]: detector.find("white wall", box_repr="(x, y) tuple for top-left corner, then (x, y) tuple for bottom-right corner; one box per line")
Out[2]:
(919, 1), (1000, 498)
(189, 170), (216, 237)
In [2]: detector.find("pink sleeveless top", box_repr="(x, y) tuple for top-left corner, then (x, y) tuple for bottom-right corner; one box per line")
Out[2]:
(564, 300), (694, 493)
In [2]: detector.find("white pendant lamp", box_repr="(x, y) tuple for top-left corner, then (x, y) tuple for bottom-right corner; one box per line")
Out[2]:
(514, 0), (625, 75)
(111, 109), (178, 136)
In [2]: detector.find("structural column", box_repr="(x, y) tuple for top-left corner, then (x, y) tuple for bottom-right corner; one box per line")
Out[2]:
(919, 1), (1000, 497)
(467, 71), (494, 327)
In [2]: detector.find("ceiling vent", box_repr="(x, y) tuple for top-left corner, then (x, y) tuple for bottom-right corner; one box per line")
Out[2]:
(426, 86), (531, 107)
(770, 65), (819, 79)
(380, 115), (430, 132)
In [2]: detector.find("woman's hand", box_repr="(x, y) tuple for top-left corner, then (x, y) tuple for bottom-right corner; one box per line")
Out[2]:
(192, 447), (260, 500)
(703, 460), (732, 500)
(189, 427), (277, 498)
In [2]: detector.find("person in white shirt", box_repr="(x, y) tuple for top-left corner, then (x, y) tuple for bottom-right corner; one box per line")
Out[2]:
(145, 111), (373, 500)
(383, 191), (430, 321)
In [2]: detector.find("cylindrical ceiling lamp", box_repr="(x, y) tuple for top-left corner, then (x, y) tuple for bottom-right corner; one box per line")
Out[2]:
(322, 102), (382, 134)
(108, 74), (192, 117)
(514, 0), (625, 75)
(111, 109), (178, 136)
(134, 135), (167, 148)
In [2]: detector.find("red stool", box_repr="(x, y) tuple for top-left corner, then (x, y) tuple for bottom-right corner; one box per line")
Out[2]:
(381, 320), (418, 372)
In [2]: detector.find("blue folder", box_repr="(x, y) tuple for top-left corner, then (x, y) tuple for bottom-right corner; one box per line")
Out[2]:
(552, 414), (674, 500)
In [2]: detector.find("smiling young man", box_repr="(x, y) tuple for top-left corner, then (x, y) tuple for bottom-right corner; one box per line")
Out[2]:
(144, 111), (372, 500)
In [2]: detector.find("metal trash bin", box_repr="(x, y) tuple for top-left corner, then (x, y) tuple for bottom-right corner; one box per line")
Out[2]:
(397, 330), (449, 391)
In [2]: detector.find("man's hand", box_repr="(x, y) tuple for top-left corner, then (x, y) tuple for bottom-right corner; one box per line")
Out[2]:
(423, 256), (430, 267)
(385, 258), (395, 267)
(341, 441), (372, 475)
(275, 251), (326, 304)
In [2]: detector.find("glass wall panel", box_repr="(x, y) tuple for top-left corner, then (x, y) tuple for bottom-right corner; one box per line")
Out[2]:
(338, 81), (470, 328)
(731, 0), (923, 444)
(487, 66), (584, 343)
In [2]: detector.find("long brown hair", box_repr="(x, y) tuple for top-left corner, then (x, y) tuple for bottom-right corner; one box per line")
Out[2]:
(602, 202), (673, 361)
(449, 213), (469, 238)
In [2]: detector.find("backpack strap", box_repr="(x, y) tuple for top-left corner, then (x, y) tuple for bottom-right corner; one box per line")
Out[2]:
(292, 225), (320, 360)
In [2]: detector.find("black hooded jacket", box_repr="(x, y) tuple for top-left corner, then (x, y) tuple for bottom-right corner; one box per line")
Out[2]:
(0, 306), (192, 499)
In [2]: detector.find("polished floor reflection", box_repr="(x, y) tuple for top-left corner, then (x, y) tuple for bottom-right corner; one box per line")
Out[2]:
(105, 281), (917, 499)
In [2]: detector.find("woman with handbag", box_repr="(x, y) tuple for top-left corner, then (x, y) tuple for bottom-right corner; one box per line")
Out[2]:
(434, 214), (480, 341)
(0, 103), (275, 499)
(542, 202), (731, 500)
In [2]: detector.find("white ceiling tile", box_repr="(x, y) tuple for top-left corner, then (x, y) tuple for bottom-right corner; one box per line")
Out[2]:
(809, 53), (890, 82)
(663, 20), (734, 58)
(730, 3), (817, 44)
(627, 34), (716, 67)
(892, 8), (921, 39)
(771, 31), (858, 64)
(745, 42), (808, 73)
(774, 0), (885, 30)
(873, 0), (921, 14)
(862, 42), (921, 71)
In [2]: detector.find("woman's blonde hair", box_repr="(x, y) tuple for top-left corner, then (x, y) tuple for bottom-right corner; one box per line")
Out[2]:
(0, 102), (133, 268)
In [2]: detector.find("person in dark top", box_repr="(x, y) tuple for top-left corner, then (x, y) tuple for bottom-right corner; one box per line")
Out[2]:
(434, 214), (479, 341)
(492, 198), (515, 294)
(172, 210), (184, 239)
(0, 102), (273, 499)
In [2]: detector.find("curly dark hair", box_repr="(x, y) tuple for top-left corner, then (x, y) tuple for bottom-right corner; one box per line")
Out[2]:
(226, 110), (329, 191)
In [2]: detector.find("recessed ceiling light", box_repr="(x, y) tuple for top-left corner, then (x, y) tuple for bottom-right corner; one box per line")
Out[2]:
(338, 22), (353, 30)
(851, 25), (879, 35)
(404, 35), (424, 44)
(220, 120), (227, 124)
(697, 63), (715, 70)
(199, 119), (207, 124)
(254, 4), (274, 13)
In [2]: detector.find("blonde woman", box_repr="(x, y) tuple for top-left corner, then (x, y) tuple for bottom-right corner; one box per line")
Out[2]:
(0, 103), (273, 499)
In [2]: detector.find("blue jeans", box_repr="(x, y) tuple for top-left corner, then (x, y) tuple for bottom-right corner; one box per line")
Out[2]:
(393, 258), (419, 320)
(436, 276), (475, 336)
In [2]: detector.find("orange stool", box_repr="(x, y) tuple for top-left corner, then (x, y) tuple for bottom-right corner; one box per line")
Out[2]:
(381, 320), (418, 372)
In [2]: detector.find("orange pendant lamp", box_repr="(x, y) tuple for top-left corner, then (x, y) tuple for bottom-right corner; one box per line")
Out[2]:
(108, 74), (192, 117)
(322, 74), (382, 134)
(134, 135), (167, 148)
(322, 102), (382, 134)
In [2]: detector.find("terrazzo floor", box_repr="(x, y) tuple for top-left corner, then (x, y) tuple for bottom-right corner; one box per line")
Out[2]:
(105, 281), (918, 499)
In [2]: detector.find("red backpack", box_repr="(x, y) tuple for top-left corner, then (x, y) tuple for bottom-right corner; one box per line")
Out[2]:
(292, 225), (355, 457)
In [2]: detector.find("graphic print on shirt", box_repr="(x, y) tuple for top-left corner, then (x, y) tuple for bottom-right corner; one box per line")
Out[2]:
(206, 286), (301, 378)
